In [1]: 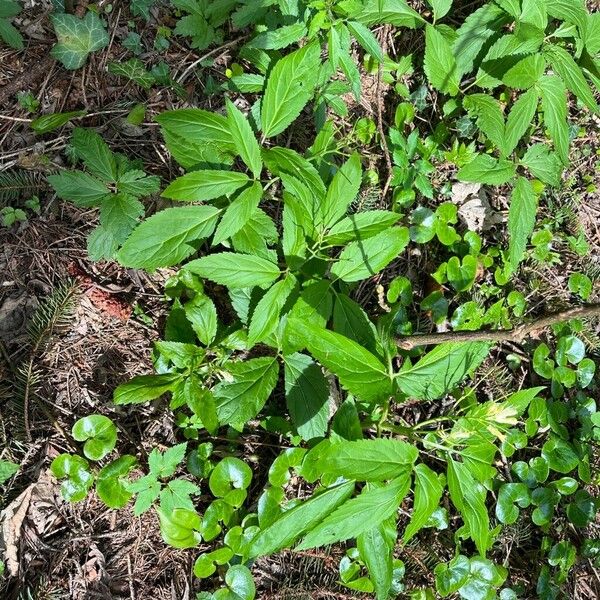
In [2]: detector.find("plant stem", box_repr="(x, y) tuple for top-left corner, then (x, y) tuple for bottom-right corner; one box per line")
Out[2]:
(396, 304), (600, 350)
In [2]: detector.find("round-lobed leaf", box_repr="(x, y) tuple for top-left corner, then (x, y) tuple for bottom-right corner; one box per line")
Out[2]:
(72, 414), (118, 461)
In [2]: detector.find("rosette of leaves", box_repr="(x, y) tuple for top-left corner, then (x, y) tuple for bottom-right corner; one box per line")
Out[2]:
(48, 128), (160, 260)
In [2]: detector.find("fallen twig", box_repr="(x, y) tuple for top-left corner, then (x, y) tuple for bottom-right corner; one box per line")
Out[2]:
(396, 304), (600, 350)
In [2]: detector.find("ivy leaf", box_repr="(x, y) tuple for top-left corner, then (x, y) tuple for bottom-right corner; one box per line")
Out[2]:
(330, 227), (410, 283)
(289, 319), (393, 403)
(72, 415), (118, 461)
(396, 343), (490, 401)
(157, 507), (202, 549)
(248, 481), (355, 557)
(297, 475), (411, 550)
(403, 464), (444, 542)
(117, 205), (221, 270)
(108, 58), (155, 89)
(51, 12), (109, 70)
(508, 177), (537, 271)
(319, 439), (418, 481)
(185, 252), (280, 289)
(213, 357), (279, 425)
(284, 352), (330, 441)
(162, 171), (250, 202)
(424, 25), (460, 96)
(261, 41), (322, 137)
(226, 99), (262, 179)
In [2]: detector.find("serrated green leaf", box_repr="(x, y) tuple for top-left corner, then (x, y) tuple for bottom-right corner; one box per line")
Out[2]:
(117, 205), (220, 269)
(404, 464), (444, 542)
(424, 25), (460, 96)
(248, 21), (307, 50)
(331, 227), (409, 283)
(162, 170), (251, 202)
(357, 0), (425, 28)
(71, 127), (116, 182)
(261, 41), (322, 137)
(248, 481), (355, 557)
(213, 357), (279, 425)
(48, 171), (109, 206)
(289, 319), (393, 403)
(508, 176), (537, 271)
(396, 342), (490, 401)
(457, 154), (517, 185)
(538, 75), (570, 164)
(463, 93), (506, 151)
(319, 439), (418, 481)
(185, 252), (280, 289)
(226, 99), (262, 178)
(284, 352), (330, 441)
(521, 143), (563, 186)
(213, 182), (262, 246)
(324, 210), (400, 245)
(321, 152), (362, 228)
(504, 87), (539, 155)
(113, 373), (182, 405)
(297, 475), (410, 550)
(347, 20), (384, 61)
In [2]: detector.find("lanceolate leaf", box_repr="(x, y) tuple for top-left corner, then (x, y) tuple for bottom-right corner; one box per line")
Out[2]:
(330, 227), (409, 283)
(162, 171), (251, 202)
(114, 373), (183, 405)
(261, 41), (322, 137)
(213, 357), (279, 425)
(248, 481), (355, 557)
(503, 87), (539, 155)
(284, 352), (330, 441)
(321, 152), (362, 228)
(319, 439), (418, 481)
(457, 154), (516, 185)
(290, 319), (393, 403)
(357, 522), (395, 600)
(297, 475), (411, 550)
(538, 75), (570, 164)
(347, 21), (384, 61)
(226, 99), (263, 178)
(396, 342), (490, 400)
(508, 176), (537, 271)
(117, 205), (220, 269)
(424, 25), (460, 96)
(447, 459), (491, 555)
(543, 44), (599, 114)
(324, 210), (400, 245)
(185, 252), (280, 289)
(357, 0), (425, 29)
(403, 464), (444, 542)
(212, 182), (263, 246)
(464, 94), (505, 152)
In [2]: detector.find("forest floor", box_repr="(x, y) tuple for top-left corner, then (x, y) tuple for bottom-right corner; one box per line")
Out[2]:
(1, 0), (600, 599)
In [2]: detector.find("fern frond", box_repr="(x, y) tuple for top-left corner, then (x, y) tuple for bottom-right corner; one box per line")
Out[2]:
(0, 169), (47, 205)
(9, 281), (78, 440)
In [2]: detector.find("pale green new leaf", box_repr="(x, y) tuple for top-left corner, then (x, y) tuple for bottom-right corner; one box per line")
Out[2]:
(319, 439), (418, 481)
(117, 205), (220, 269)
(297, 475), (411, 550)
(403, 464), (444, 542)
(508, 176), (537, 271)
(261, 41), (321, 137)
(51, 12), (109, 70)
(424, 25), (460, 96)
(330, 227), (409, 283)
(503, 87), (539, 156)
(427, 0), (453, 21)
(289, 319), (393, 403)
(396, 342), (490, 400)
(284, 352), (330, 441)
(226, 99), (262, 178)
(185, 252), (280, 289)
(538, 75), (570, 164)
(248, 481), (355, 557)
(162, 171), (250, 202)
(213, 357), (279, 425)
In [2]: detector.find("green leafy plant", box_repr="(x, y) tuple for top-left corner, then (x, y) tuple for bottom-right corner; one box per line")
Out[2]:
(0, 0), (23, 49)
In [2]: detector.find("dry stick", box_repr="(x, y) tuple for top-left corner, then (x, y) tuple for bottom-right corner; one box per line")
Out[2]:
(396, 304), (600, 350)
